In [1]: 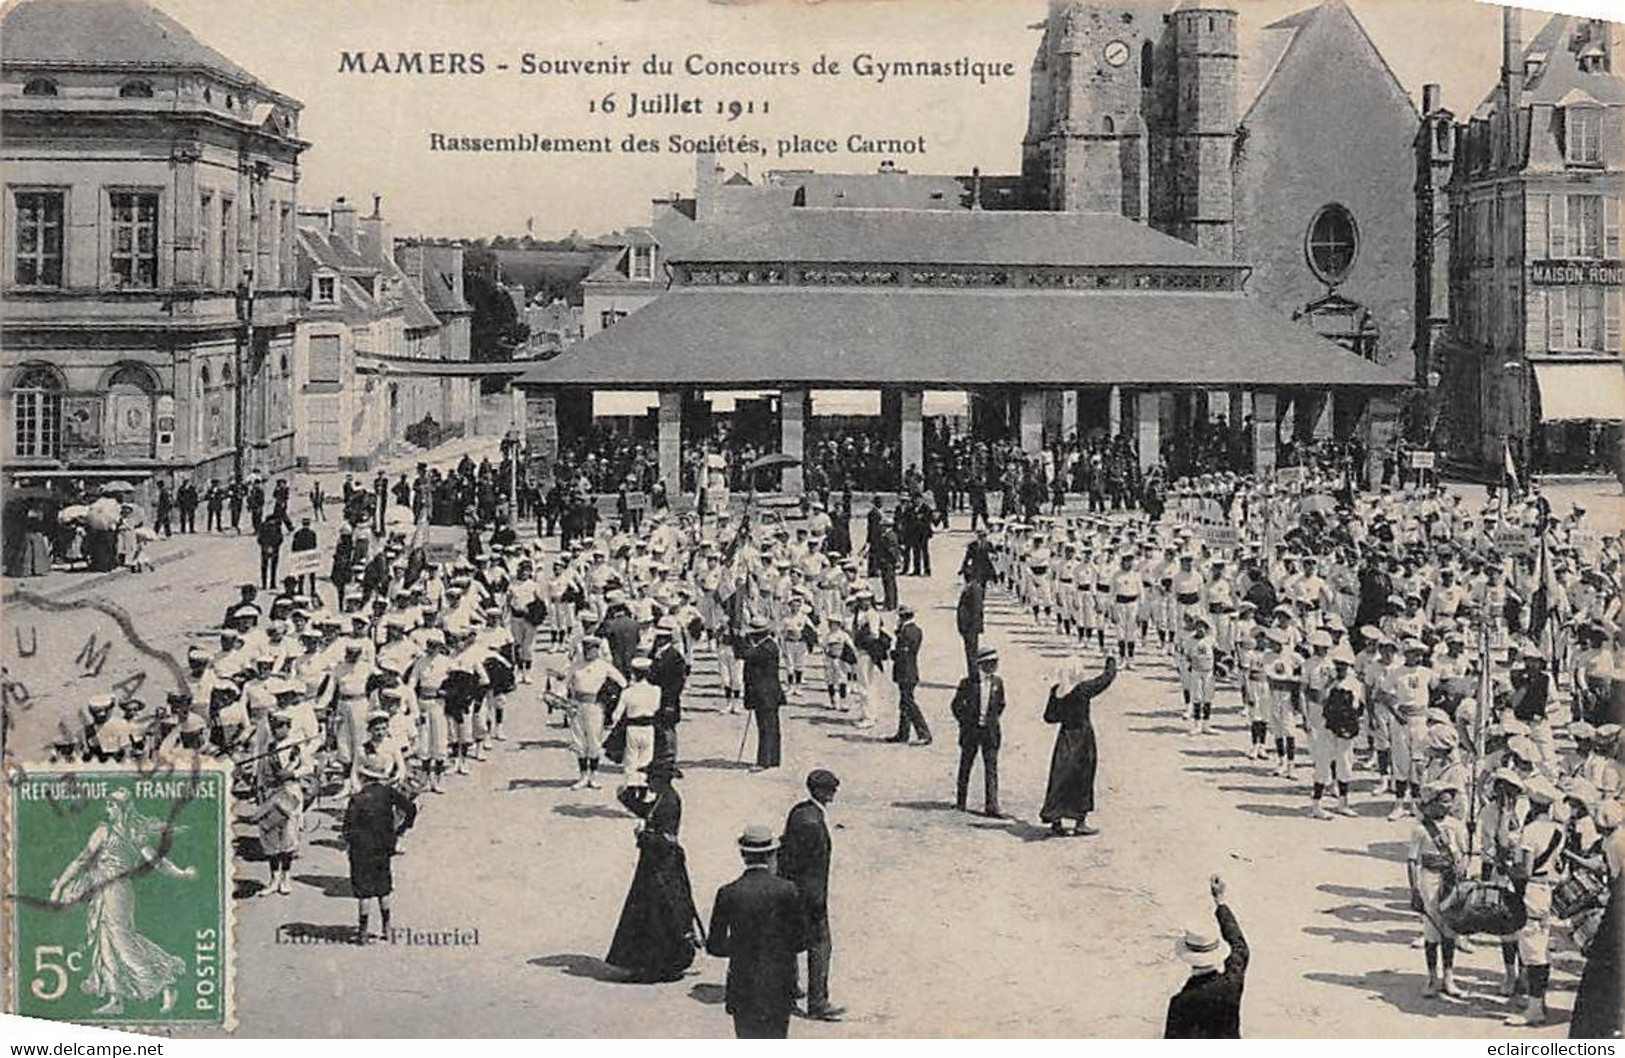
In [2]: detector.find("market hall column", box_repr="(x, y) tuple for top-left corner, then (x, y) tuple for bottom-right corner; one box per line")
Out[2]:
(526, 388), (560, 487)
(1252, 390), (1278, 477)
(1134, 390), (1162, 472)
(898, 388), (924, 486)
(1018, 389), (1045, 455)
(657, 389), (683, 498)
(781, 388), (806, 494)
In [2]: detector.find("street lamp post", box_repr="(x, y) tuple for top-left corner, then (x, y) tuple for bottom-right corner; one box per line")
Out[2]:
(233, 266), (255, 488)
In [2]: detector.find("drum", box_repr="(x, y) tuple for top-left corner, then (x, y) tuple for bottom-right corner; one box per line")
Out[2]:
(1552, 870), (1607, 920)
(1440, 880), (1528, 936)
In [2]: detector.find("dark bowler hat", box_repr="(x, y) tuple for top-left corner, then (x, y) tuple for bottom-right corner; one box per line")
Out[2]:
(806, 768), (840, 791)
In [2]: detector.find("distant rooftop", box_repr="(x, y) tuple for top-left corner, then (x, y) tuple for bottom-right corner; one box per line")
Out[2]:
(671, 208), (1238, 269)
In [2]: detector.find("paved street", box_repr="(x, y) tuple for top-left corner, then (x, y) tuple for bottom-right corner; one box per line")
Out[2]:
(8, 476), (1617, 1038)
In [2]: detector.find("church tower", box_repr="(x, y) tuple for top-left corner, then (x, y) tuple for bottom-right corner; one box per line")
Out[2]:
(1030, 2), (1164, 218)
(1167, 7), (1237, 255)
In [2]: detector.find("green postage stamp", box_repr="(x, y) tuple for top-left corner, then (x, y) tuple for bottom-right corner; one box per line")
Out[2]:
(5, 760), (233, 1029)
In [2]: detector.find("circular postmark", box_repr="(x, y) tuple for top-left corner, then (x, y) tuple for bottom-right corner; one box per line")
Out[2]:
(2, 589), (189, 762)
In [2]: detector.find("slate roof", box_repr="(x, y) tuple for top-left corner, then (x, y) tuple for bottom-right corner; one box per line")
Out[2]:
(1, 0), (286, 98)
(671, 208), (1236, 269)
(515, 287), (1407, 390)
(420, 246), (472, 316)
(1517, 14), (1625, 106)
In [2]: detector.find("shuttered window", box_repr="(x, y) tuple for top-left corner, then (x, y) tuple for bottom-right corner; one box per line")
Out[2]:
(1526, 194), (1548, 258)
(308, 335), (341, 385)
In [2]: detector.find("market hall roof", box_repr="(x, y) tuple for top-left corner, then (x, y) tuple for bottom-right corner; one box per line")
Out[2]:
(669, 208), (1241, 270)
(514, 286), (1408, 390)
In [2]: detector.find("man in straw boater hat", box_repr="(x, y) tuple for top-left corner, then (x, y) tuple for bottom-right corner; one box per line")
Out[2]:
(342, 747), (418, 944)
(1164, 874), (1250, 1038)
(705, 824), (808, 1038)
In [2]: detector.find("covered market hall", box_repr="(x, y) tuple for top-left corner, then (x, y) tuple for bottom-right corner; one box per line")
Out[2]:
(514, 207), (1409, 495)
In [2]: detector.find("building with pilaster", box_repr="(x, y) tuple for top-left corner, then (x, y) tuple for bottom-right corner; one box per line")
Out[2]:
(1, 0), (307, 503)
(1431, 10), (1623, 474)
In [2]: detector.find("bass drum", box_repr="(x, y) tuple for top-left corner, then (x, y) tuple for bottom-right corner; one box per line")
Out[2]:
(1440, 880), (1528, 936)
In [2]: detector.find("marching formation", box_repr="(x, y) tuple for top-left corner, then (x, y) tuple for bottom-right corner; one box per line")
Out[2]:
(976, 468), (1623, 1034)
(27, 451), (1625, 1038)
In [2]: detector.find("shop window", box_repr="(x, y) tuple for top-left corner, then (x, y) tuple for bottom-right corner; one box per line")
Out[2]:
(11, 363), (64, 458)
(12, 189), (65, 287)
(1305, 203), (1358, 286)
(119, 81), (154, 99)
(22, 78), (57, 96)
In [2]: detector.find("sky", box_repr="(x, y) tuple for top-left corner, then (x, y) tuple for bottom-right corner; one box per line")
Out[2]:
(143, 0), (1607, 239)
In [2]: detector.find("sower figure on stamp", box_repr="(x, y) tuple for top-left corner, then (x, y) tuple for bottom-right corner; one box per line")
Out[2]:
(706, 824), (808, 1039)
(343, 753), (418, 944)
(950, 646), (1005, 818)
(49, 788), (196, 1016)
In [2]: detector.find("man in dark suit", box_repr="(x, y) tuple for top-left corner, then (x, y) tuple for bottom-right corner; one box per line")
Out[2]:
(1165, 875), (1250, 1038)
(740, 615), (785, 772)
(707, 824), (808, 1039)
(778, 770), (842, 1021)
(960, 527), (996, 585)
(887, 605), (931, 745)
(864, 499), (884, 577)
(956, 577), (986, 678)
(949, 646), (1005, 816)
(650, 619), (688, 764)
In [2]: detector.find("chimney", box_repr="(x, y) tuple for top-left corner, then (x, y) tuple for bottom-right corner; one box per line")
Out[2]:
(397, 242), (425, 292)
(330, 195), (357, 248)
(360, 194), (391, 263)
(1422, 83), (1440, 115)
(1502, 7), (1521, 118)
(695, 151), (720, 223)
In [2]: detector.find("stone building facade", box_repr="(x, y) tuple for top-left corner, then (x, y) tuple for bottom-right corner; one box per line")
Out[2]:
(1431, 11), (1622, 474)
(1, 0), (307, 501)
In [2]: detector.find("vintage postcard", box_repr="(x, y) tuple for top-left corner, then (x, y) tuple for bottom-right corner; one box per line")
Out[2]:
(1, 0), (1622, 1042)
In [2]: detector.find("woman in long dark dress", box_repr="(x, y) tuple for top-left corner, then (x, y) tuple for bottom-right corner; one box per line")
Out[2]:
(606, 760), (700, 982)
(1040, 657), (1118, 837)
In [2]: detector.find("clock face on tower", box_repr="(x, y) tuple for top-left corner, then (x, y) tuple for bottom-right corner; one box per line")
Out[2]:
(1103, 39), (1130, 68)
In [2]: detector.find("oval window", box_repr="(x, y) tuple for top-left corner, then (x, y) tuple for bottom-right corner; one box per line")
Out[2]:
(1305, 203), (1358, 285)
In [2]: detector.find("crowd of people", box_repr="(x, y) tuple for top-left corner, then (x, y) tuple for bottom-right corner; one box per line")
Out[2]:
(16, 428), (1625, 1037)
(971, 468), (1622, 1034)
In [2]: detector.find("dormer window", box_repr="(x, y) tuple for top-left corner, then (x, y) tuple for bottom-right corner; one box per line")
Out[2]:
(630, 245), (655, 281)
(314, 274), (336, 304)
(1566, 106), (1601, 165)
(119, 81), (154, 99)
(1523, 53), (1546, 83)
(22, 78), (58, 97)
